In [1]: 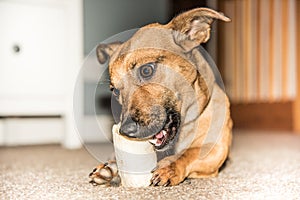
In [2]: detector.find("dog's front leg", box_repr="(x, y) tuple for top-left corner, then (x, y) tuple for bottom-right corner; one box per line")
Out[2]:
(151, 134), (231, 186)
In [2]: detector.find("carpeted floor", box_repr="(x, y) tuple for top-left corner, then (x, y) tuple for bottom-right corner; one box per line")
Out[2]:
(1, 131), (300, 200)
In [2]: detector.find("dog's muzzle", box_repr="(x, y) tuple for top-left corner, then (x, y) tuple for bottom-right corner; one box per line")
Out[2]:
(119, 109), (180, 150)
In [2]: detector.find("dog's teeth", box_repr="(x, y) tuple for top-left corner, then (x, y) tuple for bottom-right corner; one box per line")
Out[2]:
(162, 130), (167, 136)
(149, 139), (157, 145)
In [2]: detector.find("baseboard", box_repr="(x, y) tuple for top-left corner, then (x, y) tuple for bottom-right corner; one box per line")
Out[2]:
(0, 120), (4, 145)
(231, 101), (293, 131)
(1, 118), (64, 146)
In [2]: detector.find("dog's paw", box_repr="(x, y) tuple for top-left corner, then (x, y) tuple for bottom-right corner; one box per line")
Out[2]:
(150, 162), (185, 186)
(89, 161), (121, 187)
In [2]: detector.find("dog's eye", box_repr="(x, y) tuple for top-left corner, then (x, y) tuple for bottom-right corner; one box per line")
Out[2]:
(139, 63), (156, 80)
(112, 88), (120, 97)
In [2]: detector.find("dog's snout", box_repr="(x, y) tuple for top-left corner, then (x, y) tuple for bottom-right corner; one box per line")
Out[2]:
(119, 117), (138, 138)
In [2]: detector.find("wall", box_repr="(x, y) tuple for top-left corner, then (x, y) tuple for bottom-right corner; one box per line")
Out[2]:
(83, 0), (170, 55)
(81, 0), (170, 142)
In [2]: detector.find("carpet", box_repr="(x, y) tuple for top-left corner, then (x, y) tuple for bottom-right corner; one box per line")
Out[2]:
(1, 131), (300, 200)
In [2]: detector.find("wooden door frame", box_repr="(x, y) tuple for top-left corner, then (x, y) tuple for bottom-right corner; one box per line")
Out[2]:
(217, 0), (299, 132)
(293, 0), (300, 133)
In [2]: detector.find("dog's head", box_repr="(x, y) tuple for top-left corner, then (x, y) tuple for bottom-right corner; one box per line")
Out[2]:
(96, 8), (230, 151)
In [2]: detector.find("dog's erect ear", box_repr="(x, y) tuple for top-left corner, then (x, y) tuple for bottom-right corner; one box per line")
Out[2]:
(96, 42), (122, 64)
(167, 8), (230, 51)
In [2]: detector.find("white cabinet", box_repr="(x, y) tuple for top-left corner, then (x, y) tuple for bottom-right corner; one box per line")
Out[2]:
(0, 0), (83, 148)
(0, 2), (66, 97)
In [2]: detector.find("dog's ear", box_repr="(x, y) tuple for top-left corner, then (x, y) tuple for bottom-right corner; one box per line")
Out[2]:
(167, 8), (230, 51)
(96, 42), (122, 64)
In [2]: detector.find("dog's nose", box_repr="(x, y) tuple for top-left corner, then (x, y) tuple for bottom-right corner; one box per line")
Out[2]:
(119, 117), (138, 138)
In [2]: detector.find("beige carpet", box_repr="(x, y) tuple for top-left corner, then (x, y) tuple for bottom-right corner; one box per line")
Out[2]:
(1, 131), (300, 200)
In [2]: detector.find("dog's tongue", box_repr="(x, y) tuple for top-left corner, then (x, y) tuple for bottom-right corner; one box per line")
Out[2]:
(155, 131), (164, 139)
(149, 130), (166, 146)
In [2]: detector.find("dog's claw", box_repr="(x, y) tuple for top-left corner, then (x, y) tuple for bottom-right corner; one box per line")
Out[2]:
(152, 177), (161, 186)
(150, 172), (162, 186)
(150, 169), (161, 186)
(163, 180), (171, 187)
(151, 166), (158, 173)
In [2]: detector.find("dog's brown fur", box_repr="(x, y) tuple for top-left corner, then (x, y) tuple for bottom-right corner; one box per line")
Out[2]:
(92, 7), (232, 186)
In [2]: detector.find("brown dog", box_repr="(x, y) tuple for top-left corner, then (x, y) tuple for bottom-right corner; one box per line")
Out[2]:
(89, 7), (232, 186)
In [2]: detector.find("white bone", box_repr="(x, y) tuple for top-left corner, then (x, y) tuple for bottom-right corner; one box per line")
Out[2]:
(112, 123), (157, 187)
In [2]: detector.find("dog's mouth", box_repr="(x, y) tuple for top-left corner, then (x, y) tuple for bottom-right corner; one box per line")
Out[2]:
(148, 110), (180, 150)
(148, 129), (175, 150)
